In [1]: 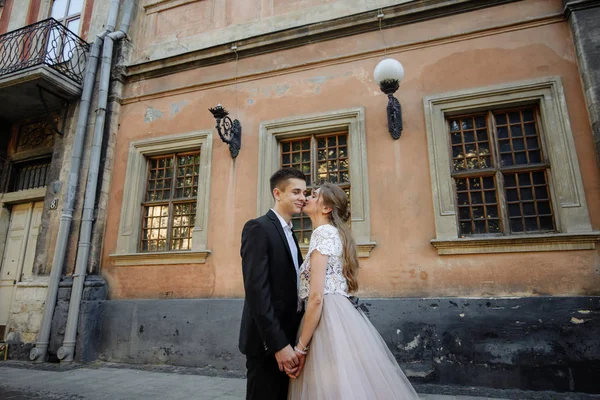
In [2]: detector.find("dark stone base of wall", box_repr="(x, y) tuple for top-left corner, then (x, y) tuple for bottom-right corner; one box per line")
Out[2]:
(6, 275), (107, 363)
(5, 341), (33, 360)
(51, 275), (107, 363)
(95, 296), (600, 394)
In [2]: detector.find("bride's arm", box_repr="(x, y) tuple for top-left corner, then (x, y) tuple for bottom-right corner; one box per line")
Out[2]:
(297, 250), (328, 350)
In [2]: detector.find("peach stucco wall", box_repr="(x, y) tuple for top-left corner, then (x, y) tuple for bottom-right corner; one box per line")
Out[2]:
(101, 0), (600, 299)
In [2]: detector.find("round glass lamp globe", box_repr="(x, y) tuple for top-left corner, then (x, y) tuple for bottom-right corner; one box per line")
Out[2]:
(374, 58), (404, 85)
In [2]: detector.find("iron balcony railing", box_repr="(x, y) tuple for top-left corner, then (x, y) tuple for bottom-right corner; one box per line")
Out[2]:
(0, 18), (89, 85)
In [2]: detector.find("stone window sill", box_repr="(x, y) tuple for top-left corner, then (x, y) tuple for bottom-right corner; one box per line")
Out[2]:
(109, 250), (211, 266)
(300, 242), (376, 258)
(0, 187), (47, 204)
(431, 233), (600, 255)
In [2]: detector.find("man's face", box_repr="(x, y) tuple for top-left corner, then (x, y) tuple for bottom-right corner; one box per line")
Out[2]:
(274, 178), (307, 217)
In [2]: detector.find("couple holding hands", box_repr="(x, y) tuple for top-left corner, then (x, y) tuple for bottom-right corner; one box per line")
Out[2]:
(239, 168), (419, 399)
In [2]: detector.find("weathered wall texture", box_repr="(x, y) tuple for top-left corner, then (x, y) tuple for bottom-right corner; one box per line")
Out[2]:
(101, 0), (600, 300)
(96, 297), (600, 393)
(131, 0), (407, 64)
(564, 1), (600, 168)
(5, 280), (48, 343)
(0, 0), (124, 344)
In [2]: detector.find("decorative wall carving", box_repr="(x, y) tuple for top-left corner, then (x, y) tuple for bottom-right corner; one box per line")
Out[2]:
(17, 118), (56, 153)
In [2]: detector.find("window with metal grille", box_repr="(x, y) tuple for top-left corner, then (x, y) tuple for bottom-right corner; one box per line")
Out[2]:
(448, 107), (555, 237)
(279, 132), (350, 245)
(140, 151), (201, 252)
(9, 157), (51, 192)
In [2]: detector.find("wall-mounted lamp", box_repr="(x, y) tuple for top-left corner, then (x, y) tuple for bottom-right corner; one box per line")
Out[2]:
(208, 104), (242, 158)
(374, 58), (404, 140)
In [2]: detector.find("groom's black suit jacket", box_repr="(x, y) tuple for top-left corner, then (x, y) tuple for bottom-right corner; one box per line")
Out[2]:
(239, 210), (304, 356)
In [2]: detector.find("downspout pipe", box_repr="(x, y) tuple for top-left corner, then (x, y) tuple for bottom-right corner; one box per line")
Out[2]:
(57, 0), (135, 363)
(106, 0), (121, 32)
(29, 0), (122, 363)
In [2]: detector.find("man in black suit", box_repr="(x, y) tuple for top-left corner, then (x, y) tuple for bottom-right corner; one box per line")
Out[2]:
(240, 167), (307, 400)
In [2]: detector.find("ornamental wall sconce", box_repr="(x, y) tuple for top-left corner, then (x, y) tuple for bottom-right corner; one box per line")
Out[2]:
(208, 104), (242, 158)
(374, 58), (405, 140)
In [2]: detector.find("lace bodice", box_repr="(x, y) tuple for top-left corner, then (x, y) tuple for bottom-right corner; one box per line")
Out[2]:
(298, 224), (349, 301)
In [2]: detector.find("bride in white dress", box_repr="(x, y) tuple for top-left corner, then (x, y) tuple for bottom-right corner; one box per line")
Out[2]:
(287, 183), (420, 400)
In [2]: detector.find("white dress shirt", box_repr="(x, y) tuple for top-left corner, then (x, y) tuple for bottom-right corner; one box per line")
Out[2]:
(271, 208), (299, 273)
(271, 209), (303, 312)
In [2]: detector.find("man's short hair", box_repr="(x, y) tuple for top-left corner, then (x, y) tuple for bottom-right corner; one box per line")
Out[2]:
(270, 167), (306, 193)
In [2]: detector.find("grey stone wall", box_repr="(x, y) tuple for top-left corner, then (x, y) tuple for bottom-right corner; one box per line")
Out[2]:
(564, 0), (600, 167)
(48, 276), (107, 363)
(95, 296), (600, 394)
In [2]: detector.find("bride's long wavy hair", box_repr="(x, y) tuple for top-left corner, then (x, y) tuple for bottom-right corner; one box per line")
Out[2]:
(318, 183), (359, 292)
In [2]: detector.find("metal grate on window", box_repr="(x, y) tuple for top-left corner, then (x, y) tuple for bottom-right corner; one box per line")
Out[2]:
(494, 109), (544, 167)
(9, 158), (51, 192)
(280, 132), (350, 245)
(456, 176), (501, 235)
(140, 151), (200, 252)
(448, 106), (554, 237)
(504, 170), (555, 233)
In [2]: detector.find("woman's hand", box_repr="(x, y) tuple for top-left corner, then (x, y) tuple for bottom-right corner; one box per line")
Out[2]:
(287, 350), (306, 378)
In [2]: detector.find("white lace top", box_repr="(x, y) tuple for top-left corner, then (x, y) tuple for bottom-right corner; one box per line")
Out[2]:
(298, 224), (349, 301)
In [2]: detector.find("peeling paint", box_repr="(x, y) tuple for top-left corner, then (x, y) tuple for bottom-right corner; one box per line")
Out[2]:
(577, 310), (591, 314)
(308, 75), (330, 84)
(169, 101), (188, 118)
(396, 329), (401, 335)
(403, 334), (420, 351)
(275, 84), (290, 95)
(308, 71), (352, 84)
(459, 313), (465, 318)
(145, 107), (164, 123)
(247, 98), (254, 105)
(571, 317), (585, 324)
(404, 364), (435, 377)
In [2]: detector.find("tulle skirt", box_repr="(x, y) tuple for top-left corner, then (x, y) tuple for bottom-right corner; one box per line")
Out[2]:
(288, 294), (420, 400)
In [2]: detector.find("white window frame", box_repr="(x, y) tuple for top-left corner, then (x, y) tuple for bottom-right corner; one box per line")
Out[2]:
(424, 77), (599, 255)
(51, 0), (83, 30)
(109, 130), (213, 266)
(258, 107), (375, 257)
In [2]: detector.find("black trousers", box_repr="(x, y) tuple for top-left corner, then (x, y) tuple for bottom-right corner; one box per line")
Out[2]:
(246, 353), (289, 400)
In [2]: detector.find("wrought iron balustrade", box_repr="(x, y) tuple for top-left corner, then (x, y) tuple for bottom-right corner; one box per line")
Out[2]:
(0, 18), (89, 85)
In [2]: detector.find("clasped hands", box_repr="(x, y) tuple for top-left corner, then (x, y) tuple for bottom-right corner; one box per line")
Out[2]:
(275, 344), (306, 379)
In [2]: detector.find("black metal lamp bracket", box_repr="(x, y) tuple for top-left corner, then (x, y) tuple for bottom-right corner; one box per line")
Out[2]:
(209, 105), (242, 158)
(379, 79), (403, 140)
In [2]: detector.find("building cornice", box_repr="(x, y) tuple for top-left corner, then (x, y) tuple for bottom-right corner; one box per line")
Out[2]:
(564, 0), (600, 19)
(125, 0), (521, 82)
(120, 13), (562, 104)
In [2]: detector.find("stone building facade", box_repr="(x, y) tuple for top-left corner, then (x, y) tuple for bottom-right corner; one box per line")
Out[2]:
(1, 0), (599, 395)
(0, 0), (124, 361)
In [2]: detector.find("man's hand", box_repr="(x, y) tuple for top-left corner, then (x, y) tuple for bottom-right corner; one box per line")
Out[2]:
(275, 344), (299, 373)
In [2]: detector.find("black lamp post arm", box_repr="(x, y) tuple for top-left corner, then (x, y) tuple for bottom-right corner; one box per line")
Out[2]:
(377, 79), (403, 140)
(387, 94), (403, 140)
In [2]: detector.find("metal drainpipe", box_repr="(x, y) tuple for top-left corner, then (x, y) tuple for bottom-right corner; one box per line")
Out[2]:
(57, 0), (135, 363)
(29, 0), (122, 363)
